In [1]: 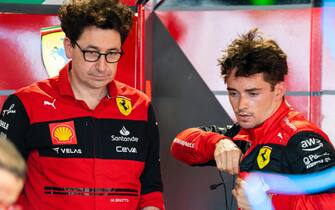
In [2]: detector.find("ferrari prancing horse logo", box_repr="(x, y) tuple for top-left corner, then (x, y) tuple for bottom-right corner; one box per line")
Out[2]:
(257, 146), (272, 169)
(41, 25), (68, 78)
(116, 96), (132, 116)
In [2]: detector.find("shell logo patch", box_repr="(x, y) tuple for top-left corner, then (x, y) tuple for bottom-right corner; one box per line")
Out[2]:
(257, 146), (272, 169)
(49, 121), (77, 145)
(116, 96), (132, 116)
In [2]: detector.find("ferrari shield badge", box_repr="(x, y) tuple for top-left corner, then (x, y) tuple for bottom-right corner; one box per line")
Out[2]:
(257, 146), (272, 169)
(41, 26), (68, 78)
(116, 96), (132, 116)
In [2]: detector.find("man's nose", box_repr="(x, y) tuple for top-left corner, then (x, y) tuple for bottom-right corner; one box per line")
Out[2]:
(238, 95), (248, 111)
(95, 55), (108, 72)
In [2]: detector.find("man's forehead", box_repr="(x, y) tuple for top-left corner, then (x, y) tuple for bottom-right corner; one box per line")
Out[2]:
(227, 74), (265, 83)
(226, 75), (271, 91)
(77, 26), (122, 48)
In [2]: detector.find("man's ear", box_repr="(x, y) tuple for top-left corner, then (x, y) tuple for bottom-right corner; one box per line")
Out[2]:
(63, 37), (73, 59)
(275, 81), (286, 99)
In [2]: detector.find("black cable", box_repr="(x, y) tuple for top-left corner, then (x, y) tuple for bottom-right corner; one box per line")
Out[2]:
(209, 171), (236, 210)
(153, 0), (166, 10)
(230, 174), (236, 210)
(219, 171), (229, 210)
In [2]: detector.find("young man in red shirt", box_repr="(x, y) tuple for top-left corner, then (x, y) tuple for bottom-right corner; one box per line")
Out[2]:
(171, 28), (335, 210)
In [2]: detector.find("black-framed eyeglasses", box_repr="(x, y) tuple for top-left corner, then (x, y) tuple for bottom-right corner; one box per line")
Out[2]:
(73, 41), (123, 63)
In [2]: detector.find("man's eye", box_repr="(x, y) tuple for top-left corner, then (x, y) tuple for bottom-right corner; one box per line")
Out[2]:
(108, 52), (120, 56)
(228, 92), (238, 97)
(86, 51), (99, 56)
(250, 92), (259, 96)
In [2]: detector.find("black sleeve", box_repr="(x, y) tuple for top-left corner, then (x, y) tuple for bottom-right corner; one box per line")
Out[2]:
(140, 104), (163, 194)
(0, 94), (30, 159)
(192, 123), (249, 167)
(284, 131), (335, 174)
(198, 124), (249, 154)
(198, 123), (240, 138)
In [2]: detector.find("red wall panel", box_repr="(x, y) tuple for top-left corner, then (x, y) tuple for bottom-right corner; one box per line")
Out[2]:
(321, 6), (335, 143)
(0, 13), (139, 107)
(156, 8), (313, 120)
(0, 14), (59, 89)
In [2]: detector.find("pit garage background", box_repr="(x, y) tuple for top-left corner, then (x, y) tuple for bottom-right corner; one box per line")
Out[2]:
(0, 0), (334, 209)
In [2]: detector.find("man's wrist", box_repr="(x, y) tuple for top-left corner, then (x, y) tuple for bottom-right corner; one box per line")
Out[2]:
(217, 138), (235, 147)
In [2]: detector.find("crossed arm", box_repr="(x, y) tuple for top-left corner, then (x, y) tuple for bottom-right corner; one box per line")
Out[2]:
(171, 125), (250, 209)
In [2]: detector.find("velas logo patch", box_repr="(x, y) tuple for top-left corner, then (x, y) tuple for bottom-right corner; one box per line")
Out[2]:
(49, 121), (77, 145)
(116, 96), (132, 116)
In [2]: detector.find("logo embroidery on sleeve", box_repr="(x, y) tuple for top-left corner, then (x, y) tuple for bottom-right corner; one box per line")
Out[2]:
(2, 104), (16, 116)
(301, 138), (323, 152)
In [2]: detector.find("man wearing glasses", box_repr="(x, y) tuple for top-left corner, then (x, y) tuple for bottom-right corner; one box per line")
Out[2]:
(0, 0), (164, 210)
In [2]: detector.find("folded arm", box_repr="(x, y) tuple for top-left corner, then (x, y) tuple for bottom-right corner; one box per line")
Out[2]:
(171, 124), (246, 174)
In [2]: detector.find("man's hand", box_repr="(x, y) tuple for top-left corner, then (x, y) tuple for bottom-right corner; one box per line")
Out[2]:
(141, 206), (160, 210)
(232, 178), (252, 210)
(214, 139), (242, 175)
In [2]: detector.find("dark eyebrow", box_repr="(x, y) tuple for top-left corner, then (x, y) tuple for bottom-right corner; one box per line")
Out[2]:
(227, 87), (237, 91)
(84, 45), (121, 52)
(245, 88), (262, 92)
(227, 87), (262, 92)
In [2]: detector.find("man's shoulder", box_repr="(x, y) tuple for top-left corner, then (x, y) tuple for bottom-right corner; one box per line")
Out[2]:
(278, 109), (328, 142)
(113, 80), (150, 102)
(14, 77), (58, 101)
(280, 110), (317, 133)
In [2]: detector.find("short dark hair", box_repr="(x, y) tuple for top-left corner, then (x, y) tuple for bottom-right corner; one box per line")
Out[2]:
(0, 136), (26, 179)
(58, 0), (134, 44)
(218, 28), (288, 89)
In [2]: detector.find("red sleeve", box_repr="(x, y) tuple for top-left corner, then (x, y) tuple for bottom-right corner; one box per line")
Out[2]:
(272, 193), (335, 210)
(139, 192), (165, 210)
(170, 128), (229, 165)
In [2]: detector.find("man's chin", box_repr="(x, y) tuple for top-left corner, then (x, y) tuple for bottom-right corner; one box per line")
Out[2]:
(89, 80), (112, 89)
(238, 121), (256, 129)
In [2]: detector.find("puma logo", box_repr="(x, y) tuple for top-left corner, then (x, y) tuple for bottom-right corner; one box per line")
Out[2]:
(44, 99), (56, 109)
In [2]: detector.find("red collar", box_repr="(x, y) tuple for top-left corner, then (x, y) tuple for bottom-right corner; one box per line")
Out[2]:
(58, 62), (117, 99)
(235, 100), (293, 142)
